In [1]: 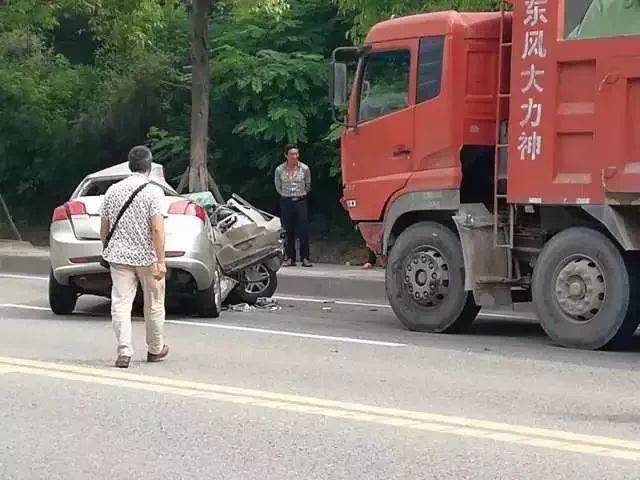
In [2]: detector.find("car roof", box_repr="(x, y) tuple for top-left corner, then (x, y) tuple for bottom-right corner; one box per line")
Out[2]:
(75, 162), (177, 195)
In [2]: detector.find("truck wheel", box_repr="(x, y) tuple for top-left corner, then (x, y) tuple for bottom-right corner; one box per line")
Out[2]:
(386, 222), (479, 333)
(227, 264), (278, 306)
(195, 267), (222, 318)
(532, 228), (640, 350)
(49, 270), (77, 315)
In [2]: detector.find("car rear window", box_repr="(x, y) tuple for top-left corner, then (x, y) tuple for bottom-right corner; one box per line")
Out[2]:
(78, 178), (176, 197)
(79, 179), (119, 196)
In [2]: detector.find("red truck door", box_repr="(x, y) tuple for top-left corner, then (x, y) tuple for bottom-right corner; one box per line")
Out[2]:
(341, 40), (418, 220)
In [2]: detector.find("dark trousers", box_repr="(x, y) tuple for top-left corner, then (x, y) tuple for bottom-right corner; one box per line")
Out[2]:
(280, 197), (310, 262)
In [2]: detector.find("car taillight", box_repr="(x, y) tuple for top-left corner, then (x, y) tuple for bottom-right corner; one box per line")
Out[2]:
(66, 201), (87, 216)
(168, 200), (206, 224)
(69, 257), (89, 264)
(52, 206), (68, 223)
(52, 201), (87, 223)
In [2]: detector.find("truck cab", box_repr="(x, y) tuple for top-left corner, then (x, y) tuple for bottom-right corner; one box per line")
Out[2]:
(337, 12), (501, 233)
(330, 2), (640, 351)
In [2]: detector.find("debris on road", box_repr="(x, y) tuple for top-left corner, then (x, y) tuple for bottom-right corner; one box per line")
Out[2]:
(230, 303), (256, 313)
(256, 297), (282, 311)
(229, 298), (282, 313)
(220, 276), (238, 304)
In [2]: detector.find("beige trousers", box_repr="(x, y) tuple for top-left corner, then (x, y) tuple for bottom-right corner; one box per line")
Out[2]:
(110, 263), (165, 357)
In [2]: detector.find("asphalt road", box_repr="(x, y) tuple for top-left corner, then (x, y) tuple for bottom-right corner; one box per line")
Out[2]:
(2, 273), (640, 479)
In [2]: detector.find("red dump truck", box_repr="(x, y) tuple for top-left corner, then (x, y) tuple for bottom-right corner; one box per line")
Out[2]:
(329, 1), (640, 350)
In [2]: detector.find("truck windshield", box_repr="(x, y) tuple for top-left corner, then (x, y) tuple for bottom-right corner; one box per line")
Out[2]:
(358, 50), (410, 123)
(566, 0), (640, 40)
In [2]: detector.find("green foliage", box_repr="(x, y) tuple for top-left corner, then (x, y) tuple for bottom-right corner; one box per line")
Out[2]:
(0, 27), (100, 214)
(0, 0), (190, 223)
(0, 0), (354, 227)
(83, 0), (188, 62)
(0, 0), (499, 237)
(146, 0), (350, 213)
(210, 0), (349, 208)
(0, 0), (66, 32)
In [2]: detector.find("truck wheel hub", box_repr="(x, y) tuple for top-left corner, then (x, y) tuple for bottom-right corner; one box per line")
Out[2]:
(403, 247), (449, 307)
(555, 257), (606, 321)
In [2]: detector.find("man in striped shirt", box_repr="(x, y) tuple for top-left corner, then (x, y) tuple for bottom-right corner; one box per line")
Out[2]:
(274, 144), (312, 267)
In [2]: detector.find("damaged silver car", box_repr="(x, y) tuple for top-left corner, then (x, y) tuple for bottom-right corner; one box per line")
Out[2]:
(49, 162), (283, 316)
(186, 191), (284, 305)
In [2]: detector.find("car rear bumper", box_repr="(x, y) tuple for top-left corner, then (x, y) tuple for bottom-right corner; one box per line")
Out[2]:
(50, 223), (214, 290)
(53, 256), (213, 289)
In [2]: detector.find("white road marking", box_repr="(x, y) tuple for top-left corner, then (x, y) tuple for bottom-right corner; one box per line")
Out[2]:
(2, 355), (640, 462)
(0, 304), (50, 311)
(275, 294), (391, 309)
(0, 273), (537, 321)
(0, 273), (48, 281)
(480, 311), (537, 321)
(167, 320), (406, 347)
(275, 295), (537, 321)
(0, 303), (405, 347)
(0, 297), (536, 322)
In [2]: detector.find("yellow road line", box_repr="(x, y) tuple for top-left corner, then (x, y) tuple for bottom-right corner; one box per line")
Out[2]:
(1, 356), (639, 461)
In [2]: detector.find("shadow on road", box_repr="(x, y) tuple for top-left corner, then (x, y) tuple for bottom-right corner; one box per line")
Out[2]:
(471, 319), (546, 338)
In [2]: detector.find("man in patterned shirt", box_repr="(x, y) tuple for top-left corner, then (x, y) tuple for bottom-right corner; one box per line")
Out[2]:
(274, 144), (312, 267)
(100, 146), (169, 368)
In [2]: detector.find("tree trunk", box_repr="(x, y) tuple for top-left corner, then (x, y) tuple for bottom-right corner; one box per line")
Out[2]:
(189, 0), (210, 194)
(189, 0), (223, 203)
(189, 0), (215, 196)
(0, 194), (22, 241)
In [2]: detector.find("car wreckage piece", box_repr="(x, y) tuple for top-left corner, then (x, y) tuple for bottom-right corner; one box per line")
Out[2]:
(184, 191), (284, 305)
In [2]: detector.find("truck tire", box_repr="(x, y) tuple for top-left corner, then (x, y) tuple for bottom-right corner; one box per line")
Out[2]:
(227, 264), (278, 306)
(532, 228), (640, 350)
(195, 267), (222, 318)
(386, 222), (479, 333)
(49, 270), (77, 315)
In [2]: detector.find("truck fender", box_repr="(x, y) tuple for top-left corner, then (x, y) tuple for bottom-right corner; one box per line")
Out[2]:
(582, 205), (640, 251)
(382, 190), (460, 254)
(452, 204), (512, 307)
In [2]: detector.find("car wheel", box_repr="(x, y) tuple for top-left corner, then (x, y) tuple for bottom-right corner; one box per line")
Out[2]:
(195, 267), (222, 318)
(228, 264), (278, 305)
(49, 270), (78, 315)
(532, 228), (640, 350)
(386, 221), (479, 333)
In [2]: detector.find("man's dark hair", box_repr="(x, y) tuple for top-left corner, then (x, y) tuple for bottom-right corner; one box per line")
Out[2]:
(128, 146), (153, 173)
(284, 144), (298, 155)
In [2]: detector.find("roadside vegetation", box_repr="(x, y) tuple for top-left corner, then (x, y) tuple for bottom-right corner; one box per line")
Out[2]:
(0, 0), (496, 257)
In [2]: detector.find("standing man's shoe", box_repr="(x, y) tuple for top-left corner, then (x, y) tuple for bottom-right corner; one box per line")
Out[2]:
(302, 259), (313, 267)
(147, 344), (170, 363)
(115, 355), (131, 368)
